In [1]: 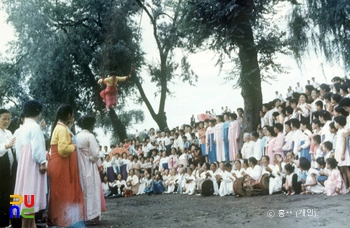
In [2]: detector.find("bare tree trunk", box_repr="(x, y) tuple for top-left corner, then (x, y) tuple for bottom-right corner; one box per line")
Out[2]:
(236, 1), (262, 137)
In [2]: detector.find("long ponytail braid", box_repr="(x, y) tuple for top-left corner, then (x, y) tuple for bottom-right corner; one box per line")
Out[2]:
(50, 104), (74, 142)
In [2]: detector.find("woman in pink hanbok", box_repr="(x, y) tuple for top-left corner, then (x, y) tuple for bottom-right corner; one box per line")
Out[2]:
(265, 126), (277, 164)
(228, 113), (240, 161)
(168, 148), (179, 170)
(324, 158), (348, 196)
(14, 100), (47, 228)
(273, 123), (285, 157)
(333, 116), (350, 189)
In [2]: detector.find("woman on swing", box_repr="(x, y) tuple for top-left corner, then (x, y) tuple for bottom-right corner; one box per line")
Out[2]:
(98, 69), (133, 110)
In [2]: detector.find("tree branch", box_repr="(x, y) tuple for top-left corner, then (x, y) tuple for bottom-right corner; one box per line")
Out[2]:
(135, 0), (164, 54)
(133, 75), (158, 119)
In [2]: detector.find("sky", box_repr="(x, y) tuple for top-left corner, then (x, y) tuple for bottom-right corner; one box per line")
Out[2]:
(0, 1), (346, 146)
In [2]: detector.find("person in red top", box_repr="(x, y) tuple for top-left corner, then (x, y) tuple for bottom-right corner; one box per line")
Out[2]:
(98, 70), (132, 110)
(123, 139), (131, 150)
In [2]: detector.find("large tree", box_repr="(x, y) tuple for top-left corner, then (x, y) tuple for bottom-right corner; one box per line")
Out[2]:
(134, 0), (197, 131)
(2, 0), (144, 140)
(180, 0), (288, 133)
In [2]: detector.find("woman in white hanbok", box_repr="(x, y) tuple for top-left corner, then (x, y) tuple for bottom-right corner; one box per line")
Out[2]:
(183, 168), (196, 195)
(261, 155), (283, 194)
(165, 168), (177, 193)
(76, 115), (104, 221)
(218, 163), (235, 196)
(137, 172), (146, 195)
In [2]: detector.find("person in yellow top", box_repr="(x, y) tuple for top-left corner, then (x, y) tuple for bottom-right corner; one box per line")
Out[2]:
(98, 70), (132, 109)
(47, 104), (85, 227)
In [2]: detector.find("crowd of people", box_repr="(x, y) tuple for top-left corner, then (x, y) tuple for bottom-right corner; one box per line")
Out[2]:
(99, 76), (350, 199)
(1, 76), (350, 227)
(0, 103), (105, 228)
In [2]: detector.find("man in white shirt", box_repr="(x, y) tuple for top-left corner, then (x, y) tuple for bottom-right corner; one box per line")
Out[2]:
(103, 145), (109, 156)
(211, 109), (216, 117)
(241, 133), (254, 159)
(318, 110), (333, 143)
(286, 86), (293, 98)
(290, 119), (303, 158)
(295, 82), (303, 93)
(250, 132), (262, 161)
(275, 91), (284, 103)
(311, 77), (320, 88)
(173, 133), (180, 150)
(282, 120), (294, 157)
(98, 145), (105, 160)
(268, 99), (280, 126)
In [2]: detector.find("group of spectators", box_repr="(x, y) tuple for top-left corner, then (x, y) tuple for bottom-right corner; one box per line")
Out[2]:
(99, 76), (350, 199)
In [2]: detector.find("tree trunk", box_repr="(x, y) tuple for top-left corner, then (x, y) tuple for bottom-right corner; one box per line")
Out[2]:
(108, 108), (128, 141)
(237, 14), (262, 135)
(155, 112), (168, 131)
(133, 76), (169, 131)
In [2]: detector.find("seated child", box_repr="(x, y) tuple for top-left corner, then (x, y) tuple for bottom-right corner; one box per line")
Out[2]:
(300, 157), (324, 194)
(123, 181), (133, 197)
(283, 164), (299, 195)
(153, 174), (165, 194)
(316, 157), (329, 186)
(324, 157), (348, 196)
(144, 173), (154, 195)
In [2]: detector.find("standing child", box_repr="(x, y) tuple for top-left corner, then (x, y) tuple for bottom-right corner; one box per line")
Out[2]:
(159, 151), (169, 171)
(324, 157), (348, 196)
(151, 149), (160, 171)
(310, 135), (323, 168)
(323, 141), (334, 159)
(168, 148), (179, 170)
(113, 153), (121, 175)
(198, 121), (208, 162)
(329, 122), (337, 152)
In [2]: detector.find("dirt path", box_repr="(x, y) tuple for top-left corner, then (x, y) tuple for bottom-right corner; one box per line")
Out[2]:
(93, 193), (350, 228)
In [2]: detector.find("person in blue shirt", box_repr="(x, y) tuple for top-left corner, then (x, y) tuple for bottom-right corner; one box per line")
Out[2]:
(222, 113), (231, 162)
(182, 136), (190, 149)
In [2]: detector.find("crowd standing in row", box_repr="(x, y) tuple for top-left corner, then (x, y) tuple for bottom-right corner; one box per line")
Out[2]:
(0, 103), (105, 228)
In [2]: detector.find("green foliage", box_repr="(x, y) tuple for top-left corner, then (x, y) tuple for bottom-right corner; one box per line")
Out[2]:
(138, 0), (197, 92)
(0, 61), (29, 108)
(2, 0), (145, 136)
(288, 0), (350, 70)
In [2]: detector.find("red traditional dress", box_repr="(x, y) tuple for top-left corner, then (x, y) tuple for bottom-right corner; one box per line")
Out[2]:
(100, 76), (128, 108)
(48, 123), (84, 227)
